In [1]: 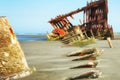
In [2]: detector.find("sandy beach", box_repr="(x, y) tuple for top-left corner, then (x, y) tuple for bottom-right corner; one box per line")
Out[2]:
(18, 35), (120, 80)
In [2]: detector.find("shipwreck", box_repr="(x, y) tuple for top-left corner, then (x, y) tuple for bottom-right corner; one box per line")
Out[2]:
(47, 0), (114, 45)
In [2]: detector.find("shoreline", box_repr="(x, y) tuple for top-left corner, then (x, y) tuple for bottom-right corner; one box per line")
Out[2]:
(17, 34), (120, 42)
(18, 36), (120, 80)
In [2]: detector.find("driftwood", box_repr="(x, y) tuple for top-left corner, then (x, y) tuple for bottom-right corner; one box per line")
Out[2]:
(67, 47), (98, 57)
(65, 47), (103, 80)
(72, 53), (97, 61)
(71, 49), (104, 61)
(70, 61), (98, 69)
(66, 70), (102, 80)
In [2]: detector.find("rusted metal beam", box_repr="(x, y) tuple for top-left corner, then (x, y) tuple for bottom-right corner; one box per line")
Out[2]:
(49, 0), (107, 23)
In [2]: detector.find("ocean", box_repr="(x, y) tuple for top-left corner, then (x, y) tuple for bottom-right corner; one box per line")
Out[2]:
(17, 35), (47, 41)
(16, 33), (120, 41)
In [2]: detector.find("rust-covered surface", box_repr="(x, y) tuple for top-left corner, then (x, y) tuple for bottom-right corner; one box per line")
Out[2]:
(47, 0), (114, 42)
(0, 16), (31, 79)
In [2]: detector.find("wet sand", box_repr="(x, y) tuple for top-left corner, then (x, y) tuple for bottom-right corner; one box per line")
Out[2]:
(19, 35), (120, 80)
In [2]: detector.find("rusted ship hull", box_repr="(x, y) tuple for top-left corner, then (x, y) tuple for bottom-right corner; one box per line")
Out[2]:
(47, 0), (114, 44)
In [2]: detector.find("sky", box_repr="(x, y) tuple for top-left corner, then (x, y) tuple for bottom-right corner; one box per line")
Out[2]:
(0, 0), (119, 34)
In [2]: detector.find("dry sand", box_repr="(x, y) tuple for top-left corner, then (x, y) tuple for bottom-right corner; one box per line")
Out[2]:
(18, 35), (120, 80)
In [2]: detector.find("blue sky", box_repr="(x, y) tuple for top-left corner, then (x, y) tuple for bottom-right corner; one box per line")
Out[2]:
(0, 0), (119, 34)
